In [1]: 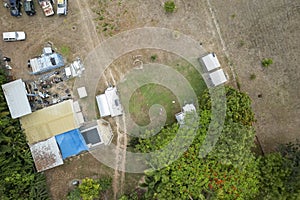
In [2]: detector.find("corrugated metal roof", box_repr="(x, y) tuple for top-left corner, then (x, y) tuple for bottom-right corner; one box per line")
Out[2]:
(96, 94), (111, 117)
(30, 53), (64, 75)
(30, 137), (63, 172)
(201, 53), (221, 72)
(1, 79), (32, 119)
(20, 100), (79, 144)
(209, 69), (227, 86)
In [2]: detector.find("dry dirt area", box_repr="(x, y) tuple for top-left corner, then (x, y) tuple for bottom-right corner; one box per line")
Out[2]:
(1, 0), (299, 199)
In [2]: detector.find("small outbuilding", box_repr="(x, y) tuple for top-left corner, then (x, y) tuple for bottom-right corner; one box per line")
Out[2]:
(80, 119), (113, 148)
(175, 104), (196, 125)
(96, 87), (123, 118)
(29, 47), (64, 74)
(200, 53), (221, 72)
(209, 69), (228, 87)
(1, 79), (32, 119)
(29, 137), (64, 172)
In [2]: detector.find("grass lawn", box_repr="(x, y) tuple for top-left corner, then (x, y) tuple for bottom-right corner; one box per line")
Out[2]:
(129, 83), (181, 126)
(171, 61), (207, 97)
(129, 60), (207, 126)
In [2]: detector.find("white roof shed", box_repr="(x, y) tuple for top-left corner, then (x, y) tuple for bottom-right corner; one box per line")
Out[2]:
(96, 87), (123, 118)
(1, 79), (32, 119)
(96, 94), (111, 117)
(201, 53), (221, 72)
(175, 104), (196, 125)
(105, 87), (123, 117)
(209, 69), (227, 86)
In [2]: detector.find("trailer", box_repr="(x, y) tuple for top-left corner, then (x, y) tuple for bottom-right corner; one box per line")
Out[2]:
(38, 0), (54, 17)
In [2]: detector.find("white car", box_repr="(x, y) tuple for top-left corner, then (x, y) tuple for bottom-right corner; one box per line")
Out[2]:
(3, 31), (26, 42)
(57, 0), (67, 15)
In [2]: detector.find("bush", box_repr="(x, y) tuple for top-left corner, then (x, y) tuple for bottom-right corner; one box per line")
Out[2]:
(164, 1), (176, 13)
(261, 58), (273, 67)
(150, 55), (157, 61)
(250, 73), (256, 80)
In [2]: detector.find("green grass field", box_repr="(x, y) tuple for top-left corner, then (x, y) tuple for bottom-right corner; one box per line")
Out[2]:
(129, 61), (206, 126)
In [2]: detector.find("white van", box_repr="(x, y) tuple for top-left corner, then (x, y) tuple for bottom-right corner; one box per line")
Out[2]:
(3, 32), (26, 42)
(57, 0), (67, 15)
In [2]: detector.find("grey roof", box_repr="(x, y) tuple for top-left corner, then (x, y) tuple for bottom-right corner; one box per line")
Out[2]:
(1, 79), (32, 119)
(201, 53), (221, 72)
(209, 69), (227, 86)
(30, 52), (64, 75)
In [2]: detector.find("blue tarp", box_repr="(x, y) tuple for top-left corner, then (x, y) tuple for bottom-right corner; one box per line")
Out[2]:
(55, 129), (88, 159)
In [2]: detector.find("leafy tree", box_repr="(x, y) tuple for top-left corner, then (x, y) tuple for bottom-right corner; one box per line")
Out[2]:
(79, 178), (101, 200)
(164, 1), (176, 13)
(259, 142), (300, 199)
(0, 65), (49, 199)
(67, 177), (112, 200)
(134, 86), (260, 199)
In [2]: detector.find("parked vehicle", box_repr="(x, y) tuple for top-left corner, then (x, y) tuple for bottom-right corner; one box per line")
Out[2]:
(24, 0), (36, 16)
(38, 0), (54, 16)
(3, 31), (26, 42)
(9, 0), (22, 17)
(57, 0), (67, 15)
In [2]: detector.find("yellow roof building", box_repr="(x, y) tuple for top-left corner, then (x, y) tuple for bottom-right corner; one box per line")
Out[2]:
(20, 100), (80, 144)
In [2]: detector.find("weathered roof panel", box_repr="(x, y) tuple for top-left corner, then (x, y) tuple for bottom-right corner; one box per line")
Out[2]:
(30, 137), (63, 172)
(1, 79), (32, 119)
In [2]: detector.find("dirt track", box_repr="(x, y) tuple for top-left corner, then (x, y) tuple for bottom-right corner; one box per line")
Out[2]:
(1, 0), (299, 199)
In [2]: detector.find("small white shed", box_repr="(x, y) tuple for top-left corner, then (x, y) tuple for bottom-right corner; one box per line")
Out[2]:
(175, 104), (196, 125)
(96, 94), (111, 117)
(201, 53), (221, 72)
(209, 69), (227, 86)
(96, 87), (123, 118)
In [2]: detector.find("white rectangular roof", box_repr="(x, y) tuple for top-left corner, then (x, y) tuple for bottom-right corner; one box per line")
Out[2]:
(96, 94), (111, 117)
(29, 137), (63, 172)
(105, 87), (123, 117)
(209, 69), (227, 86)
(1, 79), (32, 119)
(77, 87), (87, 98)
(201, 53), (221, 72)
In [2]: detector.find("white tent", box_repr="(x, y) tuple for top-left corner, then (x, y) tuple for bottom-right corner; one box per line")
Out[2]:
(209, 69), (227, 86)
(201, 53), (221, 72)
(1, 79), (32, 119)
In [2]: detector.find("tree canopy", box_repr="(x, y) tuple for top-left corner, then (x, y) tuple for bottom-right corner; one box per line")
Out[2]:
(0, 60), (49, 199)
(133, 87), (259, 199)
(131, 86), (299, 199)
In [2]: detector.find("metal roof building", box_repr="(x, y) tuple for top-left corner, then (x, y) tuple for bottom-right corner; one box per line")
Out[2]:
(96, 94), (110, 117)
(96, 87), (123, 118)
(1, 79), (32, 119)
(209, 69), (228, 87)
(201, 53), (221, 72)
(29, 137), (63, 172)
(29, 47), (64, 74)
(20, 100), (80, 144)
